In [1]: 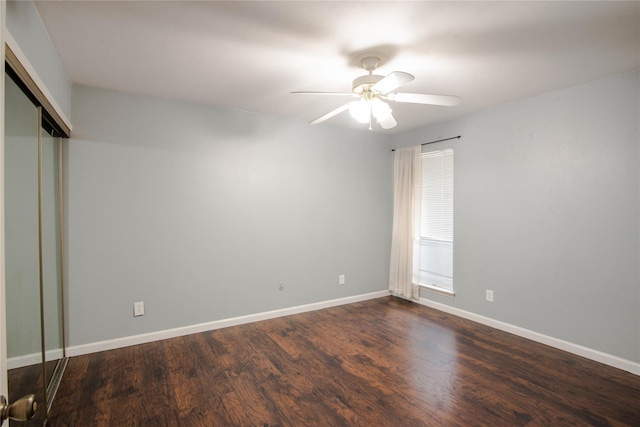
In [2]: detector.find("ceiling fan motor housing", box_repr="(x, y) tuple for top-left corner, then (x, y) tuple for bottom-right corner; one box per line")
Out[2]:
(352, 74), (384, 94)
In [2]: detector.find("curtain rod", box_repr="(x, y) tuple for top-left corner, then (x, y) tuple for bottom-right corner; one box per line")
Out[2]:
(391, 135), (461, 151)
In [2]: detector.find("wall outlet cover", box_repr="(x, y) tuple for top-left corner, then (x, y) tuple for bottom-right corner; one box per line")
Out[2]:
(485, 290), (494, 302)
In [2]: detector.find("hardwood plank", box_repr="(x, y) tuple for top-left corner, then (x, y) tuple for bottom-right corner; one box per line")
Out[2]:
(242, 322), (358, 426)
(107, 341), (179, 427)
(46, 297), (640, 426)
(43, 355), (89, 427)
(78, 350), (111, 426)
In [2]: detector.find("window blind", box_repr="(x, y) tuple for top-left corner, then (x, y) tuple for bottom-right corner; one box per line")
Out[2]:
(419, 149), (454, 290)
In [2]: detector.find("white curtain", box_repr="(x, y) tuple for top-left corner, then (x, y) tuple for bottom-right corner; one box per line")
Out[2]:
(389, 145), (422, 300)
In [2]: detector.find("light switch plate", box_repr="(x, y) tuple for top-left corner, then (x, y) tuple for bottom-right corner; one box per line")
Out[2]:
(134, 301), (145, 317)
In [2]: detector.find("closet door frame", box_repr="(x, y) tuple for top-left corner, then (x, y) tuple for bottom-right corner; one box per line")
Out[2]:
(5, 45), (70, 138)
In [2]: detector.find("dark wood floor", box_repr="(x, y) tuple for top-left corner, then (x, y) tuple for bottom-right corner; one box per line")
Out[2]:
(47, 297), (639, 426)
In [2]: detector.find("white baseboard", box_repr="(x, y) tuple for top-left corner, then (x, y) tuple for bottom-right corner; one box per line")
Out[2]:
(8, 348), (65, 370)
(67, 290), (391, 357)
(418, 297), (640, 376)
(65, 290), (639, 376)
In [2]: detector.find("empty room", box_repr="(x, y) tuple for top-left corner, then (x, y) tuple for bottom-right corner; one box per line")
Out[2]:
(1, 1), (639, 426)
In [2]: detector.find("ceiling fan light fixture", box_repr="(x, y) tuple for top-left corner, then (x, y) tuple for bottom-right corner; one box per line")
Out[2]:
(371, 98), (391, 119)
(371, 98), (396, 129)
(349, 98), (371, 123)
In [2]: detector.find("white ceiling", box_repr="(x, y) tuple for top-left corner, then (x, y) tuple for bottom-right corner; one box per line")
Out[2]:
(35, 1), (640, 134)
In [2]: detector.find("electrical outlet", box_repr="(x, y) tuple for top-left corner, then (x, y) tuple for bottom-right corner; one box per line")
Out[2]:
(279, 284), (284, 291)
(339, 274), (345, 285)
(486, 290), (494, 302)
(133, 301), (145, 317)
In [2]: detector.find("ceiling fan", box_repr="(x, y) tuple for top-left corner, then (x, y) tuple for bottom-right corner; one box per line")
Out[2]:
(292, 54), (461, 130)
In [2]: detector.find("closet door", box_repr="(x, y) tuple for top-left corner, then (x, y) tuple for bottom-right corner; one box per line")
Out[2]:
(40, 127), (63, 396)
(4, 73), (45, 425)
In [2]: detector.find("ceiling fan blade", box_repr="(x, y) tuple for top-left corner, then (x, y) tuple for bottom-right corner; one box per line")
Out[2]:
(371, 71), (415, 94)
(309, 103), (351, 125)
(377, 111), (397, 130)
(291, 91), (356, 97)
(386, 92), (461, 106)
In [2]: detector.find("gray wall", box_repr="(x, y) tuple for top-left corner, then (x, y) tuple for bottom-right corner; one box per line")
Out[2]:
(65, 85), (393, 347)
(6, 0), (71, 120)
(392, 71), (640, 363)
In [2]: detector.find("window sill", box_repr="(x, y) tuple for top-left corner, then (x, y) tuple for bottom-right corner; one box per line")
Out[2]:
(419, 284), (456, 298)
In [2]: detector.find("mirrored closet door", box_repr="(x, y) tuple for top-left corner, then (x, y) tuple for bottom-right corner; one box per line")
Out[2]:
(4, 67), (67, 426)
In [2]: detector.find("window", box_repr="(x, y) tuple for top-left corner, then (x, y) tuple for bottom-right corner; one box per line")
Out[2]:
(418, 149), (454, 292)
